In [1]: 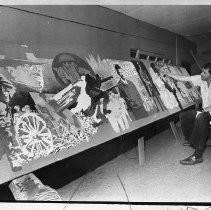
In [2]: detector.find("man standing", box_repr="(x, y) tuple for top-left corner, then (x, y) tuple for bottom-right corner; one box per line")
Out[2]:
(166, 63), (211, 165)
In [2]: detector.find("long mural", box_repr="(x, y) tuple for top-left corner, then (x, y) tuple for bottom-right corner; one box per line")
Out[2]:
(0, 45), (200, 171)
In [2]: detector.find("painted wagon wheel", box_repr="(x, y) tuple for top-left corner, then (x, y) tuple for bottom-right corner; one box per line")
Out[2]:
(14, 113), (53, 158)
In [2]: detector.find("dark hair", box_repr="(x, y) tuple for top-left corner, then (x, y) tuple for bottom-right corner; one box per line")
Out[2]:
(202, 63), (211, 74)
(114, 64), (121, 76)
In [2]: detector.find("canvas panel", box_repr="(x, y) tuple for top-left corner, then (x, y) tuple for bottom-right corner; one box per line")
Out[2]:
(0, 73), (16, 164)
(52, 53), (95, 87)
(176, 66), (201, 101)
(141, 60), (180, 110)
(0, 59), (45, 93)
(84, 55), (134, 133)
(131, 60), (167, 112)
(6, 91), (98, 171)
(166, 64), (193, 106)
(103, 59), (158, 120)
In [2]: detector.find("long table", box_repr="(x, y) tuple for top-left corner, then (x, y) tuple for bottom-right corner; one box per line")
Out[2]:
(0, 102), (195, 185)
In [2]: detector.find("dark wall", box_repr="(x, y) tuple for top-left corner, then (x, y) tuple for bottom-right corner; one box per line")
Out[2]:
(196, 40), (211, 66)
(0, 5), (196, 64)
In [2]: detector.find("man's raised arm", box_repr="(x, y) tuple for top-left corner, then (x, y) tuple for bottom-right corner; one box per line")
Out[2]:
(165, 73), (192, 82)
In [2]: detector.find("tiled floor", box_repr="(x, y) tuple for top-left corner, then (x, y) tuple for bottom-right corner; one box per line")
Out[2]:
(57, 127), (211, 204)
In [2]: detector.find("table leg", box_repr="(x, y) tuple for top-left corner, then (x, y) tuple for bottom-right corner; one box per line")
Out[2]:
(169, 121), (180, 142)
(138, 137), (145, 166)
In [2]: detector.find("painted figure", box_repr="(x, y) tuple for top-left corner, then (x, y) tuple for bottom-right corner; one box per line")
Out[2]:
(114, 64), (148, 120)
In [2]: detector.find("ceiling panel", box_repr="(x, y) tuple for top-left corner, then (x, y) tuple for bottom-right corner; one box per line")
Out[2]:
(167, 17), (211, 36)
(127, 6), (211, 27)
(103, 5), (211, 44)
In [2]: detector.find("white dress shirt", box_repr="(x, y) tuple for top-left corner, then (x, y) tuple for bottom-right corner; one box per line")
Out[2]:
(191, 75), (211, 109)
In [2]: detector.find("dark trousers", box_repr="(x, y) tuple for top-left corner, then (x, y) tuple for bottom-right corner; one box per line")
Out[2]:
(179, 109), (211, 156)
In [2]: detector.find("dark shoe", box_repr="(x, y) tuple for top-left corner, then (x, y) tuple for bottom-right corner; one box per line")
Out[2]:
(180, 154), (203, 165)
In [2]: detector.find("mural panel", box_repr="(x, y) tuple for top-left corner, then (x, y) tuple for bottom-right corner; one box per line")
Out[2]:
(6, 91), (98, 171)
(144, 61), (181, 110)
(85, 55), (133, 132)
(166, 64), (195, 104)
(103, 59), (157, 120)
(176, 66), (201, 101)
(0, 45), (201, 173)
(52, 53), (95, 87)
(0, 59), (44, 93)
(132, 60), (167, 112)
(4, 53), (133, 171)
(0, 73), (16, 162)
